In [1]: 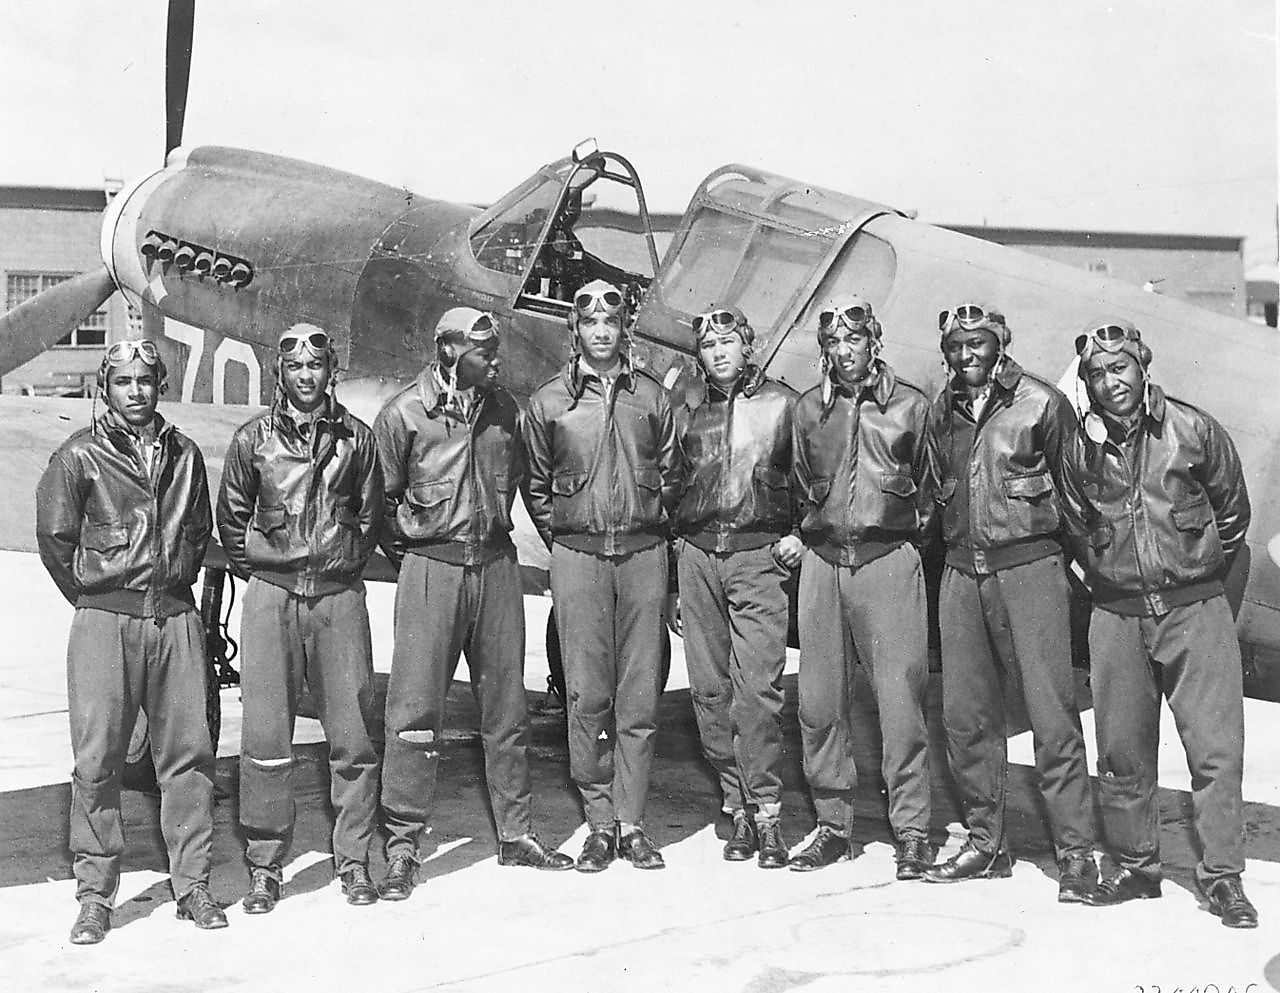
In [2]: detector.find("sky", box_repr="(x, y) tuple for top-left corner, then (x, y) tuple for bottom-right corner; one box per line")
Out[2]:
(1, 0), (1276, 271)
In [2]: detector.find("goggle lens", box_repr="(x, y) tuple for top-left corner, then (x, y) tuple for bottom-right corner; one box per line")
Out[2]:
(105, 340), (159, 366)
(818, 305), (871, 330)
(279, 331), (331, 355)
(692, 309), (741, 335)
(574, 289), (624, 315)
(1075, 324), (1141, 357)
(938, 304), (990, 332)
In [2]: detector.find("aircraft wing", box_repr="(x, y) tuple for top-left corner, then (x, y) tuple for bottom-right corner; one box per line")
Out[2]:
(0, 395), (551, 589)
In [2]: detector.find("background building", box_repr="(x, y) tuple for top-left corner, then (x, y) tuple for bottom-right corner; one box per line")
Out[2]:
(0, 186), (135, 395)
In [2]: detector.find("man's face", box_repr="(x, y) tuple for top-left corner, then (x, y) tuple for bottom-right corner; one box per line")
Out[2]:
(1084, 349), (1144, 418)
(697, 329), (748, 388)
(281, 351), (331, 412)
(576, 311), (624, 367)
(106, 359), (160, 427)
(454, 339), (501, 391)
(822, 326), (875, 386)
(943, 328), (1000, 389)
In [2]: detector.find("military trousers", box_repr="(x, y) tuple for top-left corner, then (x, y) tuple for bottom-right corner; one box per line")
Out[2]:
(939, 554), (1093, 860)
(678, 540), (789, 812)
(382, 548), (533, 859)
(1090, 597), (1245, 886)
(550, 541), (666, 829)
(238, 577), (380, 875)
(66, 607), (215, 907)
(798, 543), (931, 839)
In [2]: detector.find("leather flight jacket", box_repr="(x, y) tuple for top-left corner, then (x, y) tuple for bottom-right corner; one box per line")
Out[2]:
(217, 397), (384, 597)
(792, 362), (934, 567)
(36, 413), (211, 617)
(1060, 385), (1250, 616)
(373, 366), (522, 566)
(927, 357), (1073, 575)
(523, 357), (682, 556)
(675, 366), (797, 553)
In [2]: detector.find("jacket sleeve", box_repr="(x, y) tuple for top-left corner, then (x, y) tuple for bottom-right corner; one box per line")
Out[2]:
(1042, 390), (1078, 518)
(215, 427), (258, 580)
(372, 405), (409, 564)
(520, 399), (555, 550)
(186, 446), (213, 573)
(1199, 413), (1251, 561)
(910, 401), (937, 546)
(789, 402), (813, 533)
(654, 387), (683, 521)
(920, 404), (947, 548)
(35, 449), (85, 605)
(353, 425), (386, 570)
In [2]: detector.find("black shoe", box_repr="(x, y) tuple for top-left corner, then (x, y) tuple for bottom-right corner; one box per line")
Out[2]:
(923, 844), (1013, 883)
(69, 902), (111, 945)
(1057, 855), (1099, 904)
(241, 865), (281, 915)
(1083, 867), (1161, 906)
(617, 826), (666, 870)
(723, 813), (757, 862)
(789, 826), (849, 872)
(339, 864), (379, 906)
(895, 836), (937, 881)
(379, 854), (418, 901)
(1202, 876), (1259, 929)
(576, 829), (616, 873)
(176, 883), (228, 930)
(756, 819), (789, 869)
(499, 834), (574, 871)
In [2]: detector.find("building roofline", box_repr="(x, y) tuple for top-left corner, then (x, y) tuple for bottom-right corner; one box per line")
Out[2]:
(0, 187), (108, 212)
(943, 224), (1243, 253)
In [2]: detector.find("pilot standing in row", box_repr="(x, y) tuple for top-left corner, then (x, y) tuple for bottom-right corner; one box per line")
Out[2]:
(373, 308), (573, 903)
(1061, 321), (1257, 927)
(923, 304), (1097, 902)
(217, 324), (385, 913)
(669, 305), (800, 869)
(789, 300), (937, 879)
(37, 339), (226, 943)
(523, 279), (683, 872)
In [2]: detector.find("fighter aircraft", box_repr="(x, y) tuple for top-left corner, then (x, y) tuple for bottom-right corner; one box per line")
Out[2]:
(4, 1), (1279, 716)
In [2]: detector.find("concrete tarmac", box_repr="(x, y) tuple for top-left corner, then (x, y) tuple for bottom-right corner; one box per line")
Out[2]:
(2, 549), (1280, 993)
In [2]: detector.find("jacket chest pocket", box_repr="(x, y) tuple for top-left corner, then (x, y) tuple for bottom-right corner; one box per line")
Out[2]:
(1170, 495), (1221, 569)
(1002, 471), (1060, 535)
(878, 471), (918, 529)
(752, 465), (790, 522)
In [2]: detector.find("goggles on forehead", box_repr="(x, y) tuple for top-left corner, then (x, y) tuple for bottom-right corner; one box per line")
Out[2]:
(691, 308), (744, 337)
(279, 329), (331, 356)
(938, 304), (997, 332)
(459, 312), (498, 344)
(818, 304), (874, 332)
(574, 287), (625, 316)
(1075, 323), (1142, 359)
(105, 339), (160, 366)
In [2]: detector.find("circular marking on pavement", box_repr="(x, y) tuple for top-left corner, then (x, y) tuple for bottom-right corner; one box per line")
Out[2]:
(777, 911), (1022, 976)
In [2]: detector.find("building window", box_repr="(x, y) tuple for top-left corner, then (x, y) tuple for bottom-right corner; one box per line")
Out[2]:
(5, 273), (108, 347)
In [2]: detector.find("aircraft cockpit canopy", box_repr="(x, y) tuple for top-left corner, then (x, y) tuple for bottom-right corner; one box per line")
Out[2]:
(468, 148), (661, 318)
(635, 165), (902, 363)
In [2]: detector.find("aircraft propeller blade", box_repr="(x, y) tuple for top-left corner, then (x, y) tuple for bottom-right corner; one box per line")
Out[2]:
(165, 0), (196, 158)
(0, 267), (116, 378)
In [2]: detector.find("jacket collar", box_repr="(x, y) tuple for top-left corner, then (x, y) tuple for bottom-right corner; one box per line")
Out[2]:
(822, 360), (896, 412)
(413, 364), (493, 420)
(96, 408), (171, 451)
(689, 364), (766, 410)
(562, 354), (638, 403)
(271, 394), (348, 436)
